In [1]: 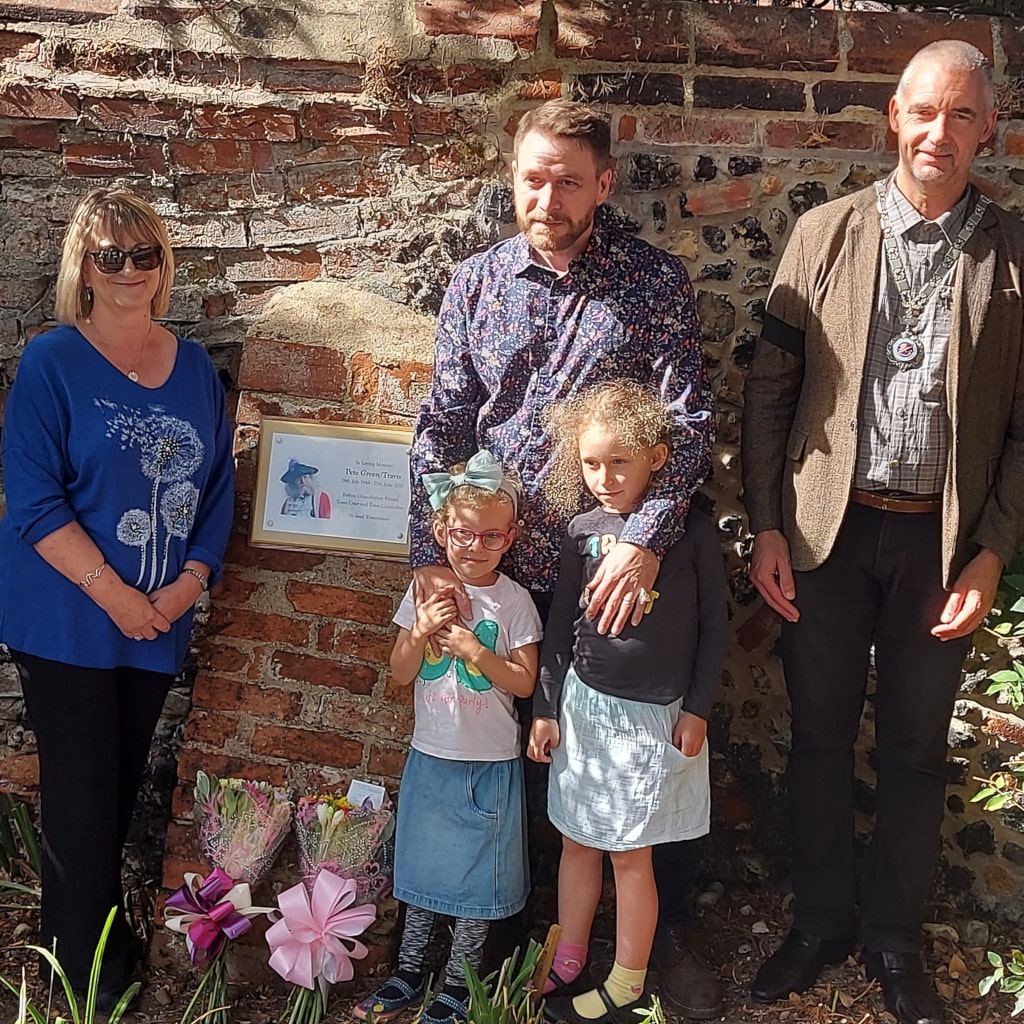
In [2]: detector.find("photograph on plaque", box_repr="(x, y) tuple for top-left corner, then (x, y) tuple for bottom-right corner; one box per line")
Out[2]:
(250, 417), (413, 558)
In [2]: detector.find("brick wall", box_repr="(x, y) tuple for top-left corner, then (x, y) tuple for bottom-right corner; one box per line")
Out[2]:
(1, 0), (1024, 950)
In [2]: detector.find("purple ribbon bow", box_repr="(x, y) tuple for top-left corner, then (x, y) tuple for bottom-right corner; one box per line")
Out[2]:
(165, 868), (256, 966)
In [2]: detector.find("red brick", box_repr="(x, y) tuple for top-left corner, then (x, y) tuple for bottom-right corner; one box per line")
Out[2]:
(169, 139), (273, 175)
(176, 748), (288, 787)
(693, 76), (805, 113)
(239, 336), (348, 400)
(208, 606), (310, 647)
(573, 72), (685, 107)
(734, 603), (779, 653)
(286, 581), (394, 625)
(192, 105), (299, 142)
(411, 107), (477, 138)
(346, 559), (411, 593)
(178, 173), (286, 213)
(0, 86), (78, 120)
(211, 570), (262, 606)
(183, 709), (242, 748)
(763, 120), (877, 152)
(416, 0), (541, 50)
(222, 249), (322, 283)
(64, 140), (167, 176)
(334, 625), (394, 665)
(1003, 130), (1024, 158)
(0, 752), (39, 790)
(554, 1), (689, 62)
(263, 59), (363, 93)
(981, 708), (1024, 744)
(299, 104), (410, 146)
(0, 119), (59, 150)
(644, 113), (757, 148)
(415, 64), (505, 96)
(163, 819), (198, 861)
(813, 80), (895, 117)
(163, 215), (247, 248)
(80, 98), (187, 137)
(1003, 22), (1024, 77)
(223, 533), (326, 572)
(384, 674), (414, 707)
(693, 5), (839, 72)
(272, 650), (378, 694)
(196, 644), (251, 675)
(251, 725), (364, 769)
(519, 69), (562, 101)
(161, 855), (208, 892)
(367, 744), (407, 779)
(317, 622), (336, 654)
(193, 675), (303, 719)
(284, 161), (390, 202)
(618, 114), (636, 142)
(248, 204), (360, 247)
(845, 12), (992, 75)
(0, 30), (39, 59)
(680, 180), (755, 218)
(0, 0), (118, 21)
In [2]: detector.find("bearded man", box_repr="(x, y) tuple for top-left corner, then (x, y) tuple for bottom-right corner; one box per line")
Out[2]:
(406, 99), (720, 1018)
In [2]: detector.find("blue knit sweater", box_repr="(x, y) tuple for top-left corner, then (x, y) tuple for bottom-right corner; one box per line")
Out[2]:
(0, 325), (234, 674)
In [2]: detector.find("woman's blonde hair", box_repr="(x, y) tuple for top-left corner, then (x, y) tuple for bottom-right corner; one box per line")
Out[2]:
(544, 379), (673, 516)
(54, 188), (175, 323)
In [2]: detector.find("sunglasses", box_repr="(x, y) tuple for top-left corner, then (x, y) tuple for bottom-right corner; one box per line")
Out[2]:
(445, 526), (514, 551)
(86, 244), (164, 274)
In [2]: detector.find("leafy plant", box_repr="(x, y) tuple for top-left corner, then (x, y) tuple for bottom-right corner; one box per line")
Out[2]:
(1, 905), (139, 1024)
(463, 941), (544, 1024)
(980, 949), (1024, 1018)
(0, 792), (42, 901)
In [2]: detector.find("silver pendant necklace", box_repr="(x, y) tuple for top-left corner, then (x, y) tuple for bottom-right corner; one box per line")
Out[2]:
(85, 319), (153, 383)
(874, 178), (990, 373)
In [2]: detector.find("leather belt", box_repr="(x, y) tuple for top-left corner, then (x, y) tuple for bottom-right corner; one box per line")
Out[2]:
(849, 488), (942, 513)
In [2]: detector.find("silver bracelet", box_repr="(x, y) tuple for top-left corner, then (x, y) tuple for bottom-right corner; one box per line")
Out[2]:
(79, 562), (107, 588)
(182, 567), (208, 591)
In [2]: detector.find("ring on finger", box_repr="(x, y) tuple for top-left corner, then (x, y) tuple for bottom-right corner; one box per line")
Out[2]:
(133, 635), (143, 641)
(637, 587), (649, 606)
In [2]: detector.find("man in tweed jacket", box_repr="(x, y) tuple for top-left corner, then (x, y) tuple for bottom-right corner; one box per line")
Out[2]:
(741, 40), (1024, 1024)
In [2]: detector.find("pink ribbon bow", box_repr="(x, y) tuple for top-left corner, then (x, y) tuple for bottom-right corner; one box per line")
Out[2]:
(165, 868), (274, 966)
(266, 871), (376, 990)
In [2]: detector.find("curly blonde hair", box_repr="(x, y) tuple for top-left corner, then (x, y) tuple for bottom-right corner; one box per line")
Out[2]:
(544, 380), (673, 516)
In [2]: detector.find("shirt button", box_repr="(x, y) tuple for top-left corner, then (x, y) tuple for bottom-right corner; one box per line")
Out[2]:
(896, 408), (906, 419)
(890, 458), (901, 470)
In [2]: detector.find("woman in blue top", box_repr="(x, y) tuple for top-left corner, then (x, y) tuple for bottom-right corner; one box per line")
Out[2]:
(0, 188), (234, 1009)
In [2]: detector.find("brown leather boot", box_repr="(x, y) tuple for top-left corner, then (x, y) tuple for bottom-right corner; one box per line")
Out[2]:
(650, 924), (723, 1020)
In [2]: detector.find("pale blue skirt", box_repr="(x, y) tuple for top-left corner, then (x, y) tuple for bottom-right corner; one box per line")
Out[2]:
(393, 748), (529, 919)
(548, 666), (710, 851)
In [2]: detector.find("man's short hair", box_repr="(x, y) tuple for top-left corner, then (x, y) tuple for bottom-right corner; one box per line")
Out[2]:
(513, 98), (612, 170)
(896, 39), (995, 111)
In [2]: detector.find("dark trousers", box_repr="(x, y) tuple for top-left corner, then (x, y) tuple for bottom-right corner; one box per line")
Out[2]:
(779, 505), (971, 952)
(13, 650), (173, 989)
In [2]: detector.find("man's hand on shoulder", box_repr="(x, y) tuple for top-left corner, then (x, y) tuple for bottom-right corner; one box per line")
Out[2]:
(932, 547), (1003, 640)
(584, 541), (659, 636)
(750, 529), (800, 623)
(412, 566), (471, 654)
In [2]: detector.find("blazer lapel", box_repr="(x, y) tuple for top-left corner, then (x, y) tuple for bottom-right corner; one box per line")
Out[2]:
(951, 207), (998, 429)
(844, 192), (881, 375)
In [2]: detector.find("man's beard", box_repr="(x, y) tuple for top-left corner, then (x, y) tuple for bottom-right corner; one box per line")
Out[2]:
(516, 208), (594, 253)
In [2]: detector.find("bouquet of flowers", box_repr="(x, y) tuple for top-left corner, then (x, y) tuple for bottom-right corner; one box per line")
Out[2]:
(266, 790), (394, 1024)
(165, 772), (294, 1024)
(293, 793), (394, 898)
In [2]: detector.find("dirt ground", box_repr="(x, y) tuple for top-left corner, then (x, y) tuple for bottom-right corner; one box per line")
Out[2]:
(0, 881), (1019, 1024)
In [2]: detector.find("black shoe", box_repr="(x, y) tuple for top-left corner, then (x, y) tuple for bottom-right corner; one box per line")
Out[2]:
(863, 951), (944, 1024)
(650, 924), (722, 1019)
(749, 928), (852, 1003)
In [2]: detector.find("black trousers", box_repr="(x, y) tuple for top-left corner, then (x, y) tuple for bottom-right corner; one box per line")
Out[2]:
(13, 650), (173, 989)
(779, 505), (971, 952)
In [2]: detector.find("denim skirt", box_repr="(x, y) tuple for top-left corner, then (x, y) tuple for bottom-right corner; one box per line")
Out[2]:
(393, 748), (529, 920)
(548, 666), (710, 852)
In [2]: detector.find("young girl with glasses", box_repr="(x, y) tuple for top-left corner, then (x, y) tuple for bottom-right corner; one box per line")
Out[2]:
(353, 450), (542, 1024)
(528, 381), (727, 1024)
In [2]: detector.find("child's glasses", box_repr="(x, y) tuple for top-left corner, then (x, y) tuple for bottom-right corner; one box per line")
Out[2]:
(445, 527), (513, 551)
(86, 244), (164, 274)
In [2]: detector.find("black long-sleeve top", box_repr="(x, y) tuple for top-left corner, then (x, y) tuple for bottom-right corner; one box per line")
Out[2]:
(534, 505), (727, 720)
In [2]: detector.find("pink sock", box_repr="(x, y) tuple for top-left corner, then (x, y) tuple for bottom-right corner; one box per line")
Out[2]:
(543, 941), (588, 994)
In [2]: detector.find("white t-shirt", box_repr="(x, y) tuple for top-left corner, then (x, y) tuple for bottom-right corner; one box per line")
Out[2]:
(393, 573), (543, 761)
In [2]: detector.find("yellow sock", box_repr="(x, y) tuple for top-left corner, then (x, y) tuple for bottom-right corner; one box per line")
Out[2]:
(571, 962), (646, 1019)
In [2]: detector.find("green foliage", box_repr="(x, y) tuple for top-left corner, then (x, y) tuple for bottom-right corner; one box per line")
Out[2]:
(0, 793), (42, 901)
(1, 906), (140, 1024)
(980, 949), (1024, 1016)
(463, 942), (545, 1024)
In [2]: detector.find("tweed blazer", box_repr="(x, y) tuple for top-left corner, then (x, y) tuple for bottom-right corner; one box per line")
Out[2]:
(741, 184), (1024, 587)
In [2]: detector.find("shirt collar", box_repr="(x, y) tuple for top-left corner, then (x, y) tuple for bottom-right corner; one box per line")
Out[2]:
(885, 176), (973, 239)
(511, 203), (614, 278)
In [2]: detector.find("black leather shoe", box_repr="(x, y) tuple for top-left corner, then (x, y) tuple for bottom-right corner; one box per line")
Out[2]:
(749, 929), (852, 1003)
(863, 951), (944, 1024)
(650, 924), (723, 1019)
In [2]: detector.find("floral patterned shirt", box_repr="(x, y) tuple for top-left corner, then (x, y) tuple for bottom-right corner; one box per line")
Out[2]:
(410, 206), (714, 593)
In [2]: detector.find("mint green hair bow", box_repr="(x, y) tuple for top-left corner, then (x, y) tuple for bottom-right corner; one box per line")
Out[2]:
(422, 450), (521, 513)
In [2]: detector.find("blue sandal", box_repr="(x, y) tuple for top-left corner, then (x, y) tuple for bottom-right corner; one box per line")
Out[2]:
(353, 975), (426, 1021)
(417, 991), (469, 1024)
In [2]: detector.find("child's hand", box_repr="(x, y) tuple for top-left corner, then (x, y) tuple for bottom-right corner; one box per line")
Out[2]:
(435, 621), (483, 662)
(415, 588), (459, 636)
(672, 712), (707, 757)
(528, 718), (560, 763)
